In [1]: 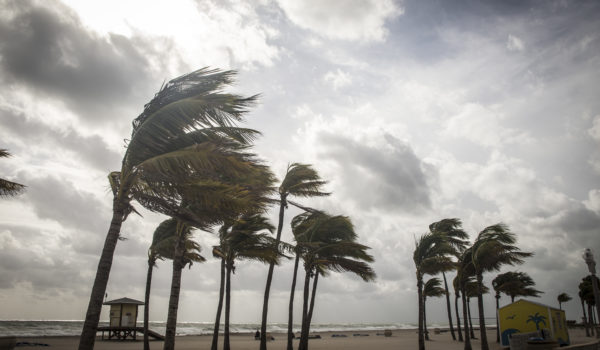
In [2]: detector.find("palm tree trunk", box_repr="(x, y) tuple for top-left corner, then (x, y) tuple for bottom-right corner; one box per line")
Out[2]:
(144, 258), (154, 350)
(559, 301), (562, 310)
(511, 295), (515, 303)
(260, 197), (286, 350)
(461, 288), (472, 350)
(211, 258), (226, 350)
(417, 273), (425, 350)
(467, 297), (475, 339)
(476, 273), (489, 350)
(455, 292), (463, 341)
(163, 234), (185, 350)
(302, 272), (319, 350)
(442, 272), (456, 340)
(224, 263), (233, 350)
(495, 295), (500, 343)
(582, 298), (590, 337)
(299, 269), (312, 350)
(287, 254), (300, 350)
(78, 201), (125, 350)
(589, 303), (596, 336)
(424, 296), (429, 341)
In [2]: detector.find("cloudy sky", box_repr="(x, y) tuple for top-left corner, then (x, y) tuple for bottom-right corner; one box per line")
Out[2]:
(1, 0), (599, 326)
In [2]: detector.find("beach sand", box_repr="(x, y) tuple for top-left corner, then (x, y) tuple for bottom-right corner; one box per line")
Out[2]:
(14, 328), (593, 349)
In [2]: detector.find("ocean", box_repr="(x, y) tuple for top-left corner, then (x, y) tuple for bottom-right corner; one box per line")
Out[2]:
(0, 321), (430, 337)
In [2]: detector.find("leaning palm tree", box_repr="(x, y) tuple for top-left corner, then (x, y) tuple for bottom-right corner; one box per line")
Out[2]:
(492, 271), (542, 343)
(296, 214), (375, 350)
(465, 276), (488, 339)
(143, 219), (203, 350)
(557, 292), (572, 310)
(470, 224), (533, 350)
(452, 275), (464, 342)
(214, 214), (281, 350)
(456, 248), (476, 350)
(260, 163), (329, 350)
(429, 218), (469, 341)
(414, 233), (456, 350)
(0, 149), (25, 197)
(79, 68), (266, 350)
(423, 277), (446, 340)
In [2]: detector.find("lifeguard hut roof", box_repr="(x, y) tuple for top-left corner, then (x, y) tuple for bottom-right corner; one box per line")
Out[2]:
(103, 297), (144, 305)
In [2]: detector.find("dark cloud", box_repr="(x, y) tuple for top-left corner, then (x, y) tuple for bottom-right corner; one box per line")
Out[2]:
(20, 174), (110, 234)
(0, 108), (122, 171)
(0, 0), (162, 124)
(0, 225), (92, 295)
(318, 132), (433, 213)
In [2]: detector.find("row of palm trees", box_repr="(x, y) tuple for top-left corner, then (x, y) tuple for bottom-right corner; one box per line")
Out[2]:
(579, 275), (600, 337)
(78, 68), (376, 350)
(414, 218), (534, 350)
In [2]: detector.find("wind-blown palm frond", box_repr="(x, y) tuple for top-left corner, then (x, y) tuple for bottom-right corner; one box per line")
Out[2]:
(0, 149), (25, 197)
(279, 163), (329, 198)
(493, 271), (542, 302)
(424, 277), (446, 298)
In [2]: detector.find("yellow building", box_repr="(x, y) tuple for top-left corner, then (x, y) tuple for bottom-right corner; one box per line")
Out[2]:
(498, 299), (569, 346)
(104, 297), (144, 328)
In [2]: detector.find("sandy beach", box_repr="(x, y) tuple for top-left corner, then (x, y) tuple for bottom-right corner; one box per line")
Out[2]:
(13, 328), (594, 349)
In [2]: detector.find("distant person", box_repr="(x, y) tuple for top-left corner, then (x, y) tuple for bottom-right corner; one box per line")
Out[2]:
(255, 330), (260, 340)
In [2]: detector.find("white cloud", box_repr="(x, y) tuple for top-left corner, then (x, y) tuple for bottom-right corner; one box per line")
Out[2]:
(444, 103), (532, 148)
(585, 189), (600, 213)
(276, 0), (402, 41)
(323, 69), (352, 90)
(506, 34), (525, 52)
(589, 115), (600, 142)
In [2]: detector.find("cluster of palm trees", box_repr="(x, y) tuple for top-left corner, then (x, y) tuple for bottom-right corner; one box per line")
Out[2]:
(579, 276), (600, 337)
(414, 218), (534, 350)
(77, 68), (375, 350)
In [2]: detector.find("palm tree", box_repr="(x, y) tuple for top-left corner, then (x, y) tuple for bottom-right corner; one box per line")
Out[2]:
(492, 271), (542, 343)
(557, 292), (572, 310)
(295, 213), (375, 350)
(260, 163), (329, 350)
(465, 276), (488, 339)
(579, 276), (600, 337)
(144, 219), (200, 350)
(414, 233), (456, 350)
(0, 149), (25, 197)
(429, 218), (469, 341)
(493, 271), (542, 303)
(214, 214), (281, 350)
(470, 224), (533, 350)
(580, 289), (591, 337)
(452, 275), (464, 342)
(162, 220), (207, 350)
(79, 68), (266, 350)
(423, 277), (446, 340)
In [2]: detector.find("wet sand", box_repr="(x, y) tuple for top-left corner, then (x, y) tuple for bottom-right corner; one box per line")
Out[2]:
(14, 328), (594, 349)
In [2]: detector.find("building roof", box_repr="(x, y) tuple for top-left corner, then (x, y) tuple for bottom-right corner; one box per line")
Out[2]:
(103, 297), (144, 305)
(499, 298), (561, 312)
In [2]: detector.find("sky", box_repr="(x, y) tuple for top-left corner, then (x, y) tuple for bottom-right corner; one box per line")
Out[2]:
(0, 0), (599, 327)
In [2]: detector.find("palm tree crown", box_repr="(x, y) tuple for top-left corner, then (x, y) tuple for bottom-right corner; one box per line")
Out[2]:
(492, 271), (542, 303)
(0, 149), (25, 197)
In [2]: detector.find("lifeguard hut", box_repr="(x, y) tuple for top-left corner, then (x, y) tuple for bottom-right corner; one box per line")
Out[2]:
(498, 299), (570, 347)
(99, 297), (148, 340)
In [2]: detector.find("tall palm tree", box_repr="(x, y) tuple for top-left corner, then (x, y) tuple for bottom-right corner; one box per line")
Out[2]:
(470, 224), (533, 350)
(452, 275), (464, 342)
(557, 292), (572, 310)
(214, 214), (281, 350)
(580, 289), (591, 337)
(414, 233), (456, 350)
(295, 214), (375, 350)
(0, 149), (25, 197)
(423, 277), (446, 340)
(429, 218), (469, 341)
(260, 163), (329, 350)
(79, 68), (266, 350)
(456, 247), (476, 350)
